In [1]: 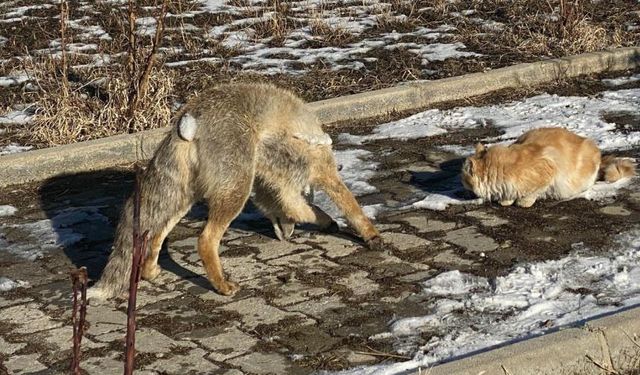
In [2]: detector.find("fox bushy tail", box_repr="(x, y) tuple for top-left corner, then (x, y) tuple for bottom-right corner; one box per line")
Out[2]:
(600, 155), (636, 182)
(88, 125), (196, 300)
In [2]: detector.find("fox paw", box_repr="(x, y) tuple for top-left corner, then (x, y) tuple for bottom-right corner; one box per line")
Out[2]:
(141, 264), (161, 281)
(273, 218), (295, 241)
(216, 280), (240, 296)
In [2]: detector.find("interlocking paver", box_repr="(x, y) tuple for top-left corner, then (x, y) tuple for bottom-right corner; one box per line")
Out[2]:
(143, 348), (221, 374)
(1, 303), (62, 334)
(444, 226), (499, 254)
(5, 354), (47, 373)
(227, 352), (294, 375)
(221, 297), (314, 330)
(199, 327), (258, 362)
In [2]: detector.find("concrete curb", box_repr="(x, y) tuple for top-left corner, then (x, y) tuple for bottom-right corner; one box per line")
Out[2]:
(424, 305), (640, 375)
(1, 47), (639, 187)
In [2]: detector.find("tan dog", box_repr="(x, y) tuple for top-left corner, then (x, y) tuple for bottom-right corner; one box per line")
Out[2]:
(462, 127), (636, 207)
(89, 83), (383, 300)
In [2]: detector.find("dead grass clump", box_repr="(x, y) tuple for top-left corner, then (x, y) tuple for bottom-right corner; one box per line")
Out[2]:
(28, 58), (175, 147)
(373, 10), (419, 33)
(457, 0), (632, 59)
(308, 19), (355, 47)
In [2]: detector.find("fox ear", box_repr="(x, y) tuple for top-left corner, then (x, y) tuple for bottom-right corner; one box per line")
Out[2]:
(475, 143), (486, 155)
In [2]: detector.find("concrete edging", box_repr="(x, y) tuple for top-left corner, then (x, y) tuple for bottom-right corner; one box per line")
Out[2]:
(425, 305), (640, 375)
(1, 46), (639, 188)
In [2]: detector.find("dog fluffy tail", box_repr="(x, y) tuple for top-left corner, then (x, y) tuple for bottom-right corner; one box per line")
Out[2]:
(600, 155), (636, 182)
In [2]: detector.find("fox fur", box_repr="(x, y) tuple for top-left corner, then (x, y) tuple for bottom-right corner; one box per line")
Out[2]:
(89, 83), (383, 300)
(461, 127), (636, 208)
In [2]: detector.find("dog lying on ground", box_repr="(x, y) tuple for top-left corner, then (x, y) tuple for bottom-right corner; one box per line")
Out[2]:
(461, 127), (636, 207)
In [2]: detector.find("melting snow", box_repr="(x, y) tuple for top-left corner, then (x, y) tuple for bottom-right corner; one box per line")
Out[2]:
(340, 89), (640, 151)
(0, 277), (28, 292)
(335, 88), (640, 212)
(0, 205), (17, 217)
(603, 74), (640, 87)
(327, 228), (640, 375)
(0, 207), (109, 261)
(0, 143), (33, 156)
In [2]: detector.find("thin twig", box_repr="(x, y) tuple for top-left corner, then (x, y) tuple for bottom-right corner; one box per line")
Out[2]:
(354, 346), (411, 360)
(58, 0), (70, 96)
(585, 354), (619, 375)
(69, 267), (88, 375)
(353, 351), (411, 360)
(622, 330), (640, 350)
(126, 0), (168, 133)
(501, 364), (514, 375)
(126, 0), (137, 80)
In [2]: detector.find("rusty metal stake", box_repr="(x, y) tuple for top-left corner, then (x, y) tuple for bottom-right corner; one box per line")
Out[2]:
(70, 267), (88, 374)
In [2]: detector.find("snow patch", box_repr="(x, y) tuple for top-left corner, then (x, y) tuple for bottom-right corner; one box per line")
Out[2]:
(0, 143), (33, 156)
(0, 277), (28, 292)
(0, 205), (18, 217)
(0, 207), (109, 260)
(329, 228), (640, 374)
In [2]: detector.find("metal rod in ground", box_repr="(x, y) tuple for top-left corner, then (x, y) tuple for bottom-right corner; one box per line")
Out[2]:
(69, 267), (88, 374)
(124, 166), (148, 375)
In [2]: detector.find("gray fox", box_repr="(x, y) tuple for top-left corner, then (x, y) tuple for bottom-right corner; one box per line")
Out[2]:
(88, 83), (385, 300)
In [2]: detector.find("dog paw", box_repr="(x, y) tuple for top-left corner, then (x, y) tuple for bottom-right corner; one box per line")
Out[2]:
(365, 236), (396, 252)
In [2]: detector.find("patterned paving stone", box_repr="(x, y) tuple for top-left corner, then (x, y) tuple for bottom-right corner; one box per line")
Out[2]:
(221, 297), (314, 330)
(227, 352), (294, 375)
(4, 354), (47, 374)
(444, 226), (498, 254)
(199, 327), (258, 362)
(143, 348), (221, 374)
(1, 303), (62, 334)
(464, 210), (509, 227)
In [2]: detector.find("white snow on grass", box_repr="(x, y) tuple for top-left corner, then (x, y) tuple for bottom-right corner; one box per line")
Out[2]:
(0, 74), (30, 87)
(0, 205), (17, 217)
(0, 207), (109, 261)
(328, 228), (640, 375)
(0, 109), (33, 125)
(0, 277), (28, 292)
(603, 74), (640, 87)
(4, 4), (54, 19)
(0, 143), (33, 156)
(0, 0), (482, 75)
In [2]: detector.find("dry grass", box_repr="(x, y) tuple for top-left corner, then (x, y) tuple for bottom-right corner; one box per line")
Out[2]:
(27, 57), (175, 147)
(21, 0), (176, 147)
(1, 0), (639, 148)
(455, 0), (632, 59)
(308, 18), (355, 47)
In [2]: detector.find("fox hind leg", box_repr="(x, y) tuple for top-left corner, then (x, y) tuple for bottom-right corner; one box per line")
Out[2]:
(198, 184), (253, 296)
(141, 204), (192, 281)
